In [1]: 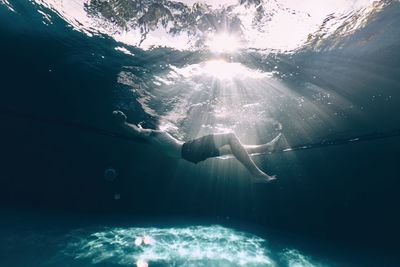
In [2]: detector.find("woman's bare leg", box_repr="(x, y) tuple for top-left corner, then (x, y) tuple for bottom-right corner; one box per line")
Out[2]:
(219, 133), (282, 155)
(213, 133), (276, 183)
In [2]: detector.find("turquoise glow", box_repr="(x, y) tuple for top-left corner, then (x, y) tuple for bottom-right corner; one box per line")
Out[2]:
(64, 225), (325, 267)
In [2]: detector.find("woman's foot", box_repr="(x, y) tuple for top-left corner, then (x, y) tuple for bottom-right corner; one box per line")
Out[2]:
(252, 172), (277, 183)
(112, 110), (127, 125)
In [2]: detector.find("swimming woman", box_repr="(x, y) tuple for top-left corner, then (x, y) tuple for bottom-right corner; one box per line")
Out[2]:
(113, 110), (281, 183)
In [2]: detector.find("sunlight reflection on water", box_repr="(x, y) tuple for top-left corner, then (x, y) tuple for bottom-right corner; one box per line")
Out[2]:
(29, 0), (376, 51)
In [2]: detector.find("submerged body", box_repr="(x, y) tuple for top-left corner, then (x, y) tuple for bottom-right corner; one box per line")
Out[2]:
(113, 111), (281, 183)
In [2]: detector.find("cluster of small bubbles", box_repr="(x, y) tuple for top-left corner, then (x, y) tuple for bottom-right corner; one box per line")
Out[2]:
(104, 168), (117, 181)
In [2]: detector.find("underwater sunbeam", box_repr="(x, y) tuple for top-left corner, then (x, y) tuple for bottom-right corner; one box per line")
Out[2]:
(202, 60), (269, 80)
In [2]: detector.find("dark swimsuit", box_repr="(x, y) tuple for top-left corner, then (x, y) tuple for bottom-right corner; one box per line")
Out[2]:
(181, 134), (220, 164)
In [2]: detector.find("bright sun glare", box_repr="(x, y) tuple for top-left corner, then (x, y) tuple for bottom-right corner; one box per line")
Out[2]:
(206, 33), (240, 53)
(202, 59), (268, 80)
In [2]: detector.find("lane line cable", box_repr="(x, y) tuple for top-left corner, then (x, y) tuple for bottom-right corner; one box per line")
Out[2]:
(1, 107), (400, 156)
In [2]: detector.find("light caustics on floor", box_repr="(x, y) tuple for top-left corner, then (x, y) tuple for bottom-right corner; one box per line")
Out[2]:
(64, 225), (324, 267)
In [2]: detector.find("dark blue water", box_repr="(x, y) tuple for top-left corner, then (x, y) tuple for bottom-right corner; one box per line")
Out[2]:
(1, 1), (400, 266)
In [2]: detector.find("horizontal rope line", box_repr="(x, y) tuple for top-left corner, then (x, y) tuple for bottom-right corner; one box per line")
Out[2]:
(2, 107), (399, 157)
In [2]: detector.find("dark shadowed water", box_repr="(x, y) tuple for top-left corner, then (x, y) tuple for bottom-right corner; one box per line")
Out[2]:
(1, 1), (400, 266)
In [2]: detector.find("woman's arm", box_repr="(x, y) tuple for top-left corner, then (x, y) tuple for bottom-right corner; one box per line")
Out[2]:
(112, 110), (154, 138)
(122, 122), (153, 138)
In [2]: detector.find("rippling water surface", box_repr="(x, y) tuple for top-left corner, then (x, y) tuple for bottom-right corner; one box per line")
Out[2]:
(3, 0), (400, 141)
